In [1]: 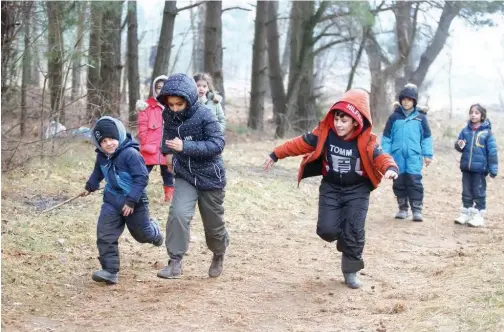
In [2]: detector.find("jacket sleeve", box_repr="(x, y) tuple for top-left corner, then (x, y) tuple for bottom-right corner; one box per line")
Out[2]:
(137, 107), (149, 145)
(487, 131), (498, 176)
(454, 129), (465, 152)
(161, 110), (177, 155)
(421, 116), (434, 157)
(124, 150), (149, 207)
(182, 116), (225, 158)
(215, 103), (227, 132)
(372, 141), (398, 175)
(85, 157), (104, 192)
(381, 116), (394, 154)
(271, 127), (319, 161)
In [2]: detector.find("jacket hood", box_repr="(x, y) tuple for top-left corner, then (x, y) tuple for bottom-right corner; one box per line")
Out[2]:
(466, 119), (491, 130)
(92, 116), (137, 155)
(325, 88), (372, 129)
(157, 73), (199, 121)
(152, 75), (169, 98)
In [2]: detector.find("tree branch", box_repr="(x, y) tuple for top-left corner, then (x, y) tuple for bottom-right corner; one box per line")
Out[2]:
(177, 1), (205, 13)
(222, 6), (251, 13)
(314, 37), (355, 56)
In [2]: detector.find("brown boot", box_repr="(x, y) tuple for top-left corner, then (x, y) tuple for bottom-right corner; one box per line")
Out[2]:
(208, 253), (224, 278)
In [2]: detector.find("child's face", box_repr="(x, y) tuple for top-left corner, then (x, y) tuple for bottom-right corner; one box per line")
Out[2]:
(165, 96), (187, 112)
(334, 114), (357, 139)
(100, 137), (119, 155)
(154, 81), (165, 97)
(196, 80), (209, 97)
(469, 107), (482, 123)
(401, 98), (414, 110)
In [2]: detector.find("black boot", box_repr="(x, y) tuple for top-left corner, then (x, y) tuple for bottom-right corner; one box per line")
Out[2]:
(411, 200), (423, 222)
(395, 197), (409, 219)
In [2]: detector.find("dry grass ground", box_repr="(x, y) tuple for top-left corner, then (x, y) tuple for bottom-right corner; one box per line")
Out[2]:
(2, 106), (504, 332)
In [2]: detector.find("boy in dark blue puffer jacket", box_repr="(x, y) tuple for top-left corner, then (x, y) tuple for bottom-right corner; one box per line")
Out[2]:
(85, 116), (164, 284)
(155, 73), (229, 280)
(454, 104), (498, 227)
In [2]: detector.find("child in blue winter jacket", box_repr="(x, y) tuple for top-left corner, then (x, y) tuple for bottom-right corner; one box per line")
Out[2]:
(454, 104), (498, 227)
(382, 84), (433, 221)
(84, 116), (164, 284)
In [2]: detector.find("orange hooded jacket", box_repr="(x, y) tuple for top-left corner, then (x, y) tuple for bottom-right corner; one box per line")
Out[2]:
(272, 89), (397, 189)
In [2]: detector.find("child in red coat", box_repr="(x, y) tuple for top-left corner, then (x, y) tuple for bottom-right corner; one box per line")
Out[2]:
(136, 75), (174, 202)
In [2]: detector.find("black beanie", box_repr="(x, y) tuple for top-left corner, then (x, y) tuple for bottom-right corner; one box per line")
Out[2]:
(94, 119), (119, 144)
(399, 83), (418, 106)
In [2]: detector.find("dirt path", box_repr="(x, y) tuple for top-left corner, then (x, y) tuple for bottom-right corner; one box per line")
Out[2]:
(2, 136), (504, 332)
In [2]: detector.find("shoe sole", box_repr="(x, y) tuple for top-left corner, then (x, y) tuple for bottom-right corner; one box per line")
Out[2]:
(454, 220), (467, 225)
(92, 275), (118, 284)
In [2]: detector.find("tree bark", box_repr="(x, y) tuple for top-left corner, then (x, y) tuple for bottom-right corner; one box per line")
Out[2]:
(46, 1), (65, 123)
(71, 1), (86, 101)
(151, 1), (177, 86)
(247, 1), (268, 130)
(99, 1), (123, 118)
(127, 0), (140, 126)
(204, 1), (224, 100)
(21, 1), (33, 136)
(1, 2), (22, 89)
(191, 2), (205, 73)
(266, 1), (286, 125)
(86, 1), (102, 121)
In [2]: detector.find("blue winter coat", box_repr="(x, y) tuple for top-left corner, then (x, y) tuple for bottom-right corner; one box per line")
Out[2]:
(382, 105), (433, 175)
(157, 73), (226, 190)
(455, 120), (498, 176)
(85, 116), (149, 210)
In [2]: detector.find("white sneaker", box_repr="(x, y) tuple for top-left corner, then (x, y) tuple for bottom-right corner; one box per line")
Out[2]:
(468, 209), (485, 227)
(454, 207), (471, 225)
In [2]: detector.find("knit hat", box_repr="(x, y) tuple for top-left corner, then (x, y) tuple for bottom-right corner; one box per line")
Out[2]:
(94, 119), (119, 144)
(399, 83), (418, 106)
(331, 101), (364, 138)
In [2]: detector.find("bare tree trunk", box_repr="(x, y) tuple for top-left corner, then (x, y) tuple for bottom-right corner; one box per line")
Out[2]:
(127, 0), (140, 126)
(346, 27), (369, 91)
(86, 1), (102, 121)
(280, 14), (291, 82)
(21, 1), (33, 136)
(46, 1), (65, 123)
(71, 1), (86, 101)
(204, 1), (224, 100)
(99, 1), (123, 117)
(1, 2), (22, 90)
(191, 2), (205, 73)
(266, 1), (286, 125)
(247, 1), (268, 130)
(151, 1), (177, 85)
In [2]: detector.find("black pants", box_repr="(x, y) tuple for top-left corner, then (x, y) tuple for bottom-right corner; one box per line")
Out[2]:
(392, 173), (424, 202)
(316, 180), (370, 273)
(146, 165), (174, 187)
(97, 203), (162, 273)
(462, 171), (486, 210)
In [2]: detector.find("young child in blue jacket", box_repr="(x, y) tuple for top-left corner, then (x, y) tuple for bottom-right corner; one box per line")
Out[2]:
(454, 104), (498, 227)
(84, 116), (164, 284)
(382, 84), (433, 222)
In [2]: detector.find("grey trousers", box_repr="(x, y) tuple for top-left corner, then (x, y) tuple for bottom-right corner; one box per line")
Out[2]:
(166, 178), (229, 260)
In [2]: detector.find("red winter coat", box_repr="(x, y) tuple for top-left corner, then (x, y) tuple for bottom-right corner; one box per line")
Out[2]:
(138, 97), (166, 165)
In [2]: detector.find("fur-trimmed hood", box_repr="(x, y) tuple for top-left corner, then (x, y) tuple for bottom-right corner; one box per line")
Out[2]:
(393, 101), (428, 114)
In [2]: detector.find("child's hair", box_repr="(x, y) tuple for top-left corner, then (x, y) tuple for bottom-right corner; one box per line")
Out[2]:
(193, 73), (215, 92)
(334, 110), (353, 120)
(469, 103), (486, 121)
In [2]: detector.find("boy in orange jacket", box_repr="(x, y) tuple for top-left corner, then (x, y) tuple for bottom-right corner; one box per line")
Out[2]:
(264, 89), (398, 289)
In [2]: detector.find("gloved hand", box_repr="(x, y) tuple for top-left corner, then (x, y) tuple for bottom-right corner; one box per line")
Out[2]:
(135, 100), (148, 112)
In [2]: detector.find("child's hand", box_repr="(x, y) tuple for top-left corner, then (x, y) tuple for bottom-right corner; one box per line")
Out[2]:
(457, 139), (466, 150)
(165, 154), (174, 173)
(263, 157), (276, 172)
(490, 173), (497, 179)
(424, 157), (432, 166)
(81, 190), (91, 197)
(213, 94), (223, 104)
(122, 205), (134, 217)
(135, 100), (148, 112)
(165, 138), (183, 152)
(384, 170), (398, 180)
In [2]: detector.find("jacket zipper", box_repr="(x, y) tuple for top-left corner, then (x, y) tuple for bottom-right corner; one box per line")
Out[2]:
(468, 130), (476, 170)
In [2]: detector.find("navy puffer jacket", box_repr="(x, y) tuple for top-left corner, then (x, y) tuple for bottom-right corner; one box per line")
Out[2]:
(455, 120), (498, 176)
(157, 73), (226, 190)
